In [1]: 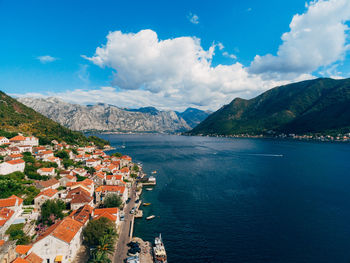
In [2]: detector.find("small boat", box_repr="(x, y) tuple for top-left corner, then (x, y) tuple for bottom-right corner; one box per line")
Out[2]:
(146, 215), (156, 220)
(146, 188), (153, 191)
(143, 203), (151, 206)
(121, 145), (126, 149)
(151, 170), (157, 174)
(153, 234), (167, 263)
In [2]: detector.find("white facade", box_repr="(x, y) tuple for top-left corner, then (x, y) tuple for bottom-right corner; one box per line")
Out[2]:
(0, 137), (9, 145)
(0, 160), (25, 175)
(31, 229), (82, 263)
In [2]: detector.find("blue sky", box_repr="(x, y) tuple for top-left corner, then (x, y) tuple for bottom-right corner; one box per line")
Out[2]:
(1, 0), (350, 110)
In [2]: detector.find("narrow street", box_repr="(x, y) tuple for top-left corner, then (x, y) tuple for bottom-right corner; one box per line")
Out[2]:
(114, 183), (137, 263)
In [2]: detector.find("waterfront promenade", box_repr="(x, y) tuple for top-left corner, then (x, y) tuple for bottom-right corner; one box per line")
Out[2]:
(114, 182), (137, 263)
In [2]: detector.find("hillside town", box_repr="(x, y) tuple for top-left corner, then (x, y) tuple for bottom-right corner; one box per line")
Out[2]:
(0, 134), (147, 263)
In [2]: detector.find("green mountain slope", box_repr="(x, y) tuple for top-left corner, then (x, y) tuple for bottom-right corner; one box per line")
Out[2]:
(0, 91), (107, 146)
(189, 78), (350, 136)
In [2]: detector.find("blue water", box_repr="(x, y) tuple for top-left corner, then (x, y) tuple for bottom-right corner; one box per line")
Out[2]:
(98, 134), (350, 262)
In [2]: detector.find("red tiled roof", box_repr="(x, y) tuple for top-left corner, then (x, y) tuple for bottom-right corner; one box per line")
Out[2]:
(0, 208), (14, 226)
(95, 211), (117, 222)
(10, 135), (26, 142)
(12, 258), (29, 263)
(69, 204), (93, 225)
(106, 174), (122, 180)
(36, 217), (83, 244)
(38, 167), (54, 172)
(8, 154), (23, 158)
(36, 178), (59, 188)
(0, 195), (23, 208)
(95, 185), (125, 193)
(94, 207), (118, 216)
(16, 245), (32, 255)
(0, 240), (4, 246)
(25, 252), (43, 263)
(6, 159), (25, 165)
(35, 188), (58, 199)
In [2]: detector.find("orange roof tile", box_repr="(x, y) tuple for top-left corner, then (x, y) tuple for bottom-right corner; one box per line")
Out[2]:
(16, 245), (32, 255)
(12, 258), (29, 263)
(35, 188), (58, 199)
(0, 208), (14, 226)
(6, 159), (25, 165)
(10, 135), (26, 142)
(69, 204), (93, 225)
(8, 154), (23, 158)
(0, 195), (23, 208)
(36, 178), (59, 189)
(52, 217), (83, 243)
(95, 211), (117, 222)
(25, 252), (43, 263)
(95, 185), (125, 193)
(38, 167), (55, 172)
(94, 207), (118, 216)
(0, 240), (4, 246)
(106, 174), (122, 180)
(36, 217), (83, 244)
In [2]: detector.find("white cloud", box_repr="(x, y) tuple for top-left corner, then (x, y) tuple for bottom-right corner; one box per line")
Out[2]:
(188, 13), (199, 24)
(26, 0), (350, 111)
(37, 55), (57, 63)
(222, 51), (237, 59)
(82, 29), (302, 110)
(249, 0), (350, 76)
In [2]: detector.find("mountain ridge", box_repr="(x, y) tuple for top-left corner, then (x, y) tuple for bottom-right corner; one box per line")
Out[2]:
(189, 78), (350, 136)
(18, 97), (210, 133)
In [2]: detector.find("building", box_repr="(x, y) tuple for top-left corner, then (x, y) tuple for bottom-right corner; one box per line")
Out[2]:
(4, 154), (23, 162)
(35, 178), (59, 191)
(65, 187), (93, 210)
(59, 175), (76, 187)
(34, 189), (59, 210)
(9, 136), (38, 147)
(31, 217), (83, 263)
(0, 137), (9, 145)
(0, 195), (23, 238)
(0, 159), (25, 175)
(93, 207), (120, 226)
(95, 185), (128, 203)
(69, 204), (93, 226)
(37, 167), (56, 177)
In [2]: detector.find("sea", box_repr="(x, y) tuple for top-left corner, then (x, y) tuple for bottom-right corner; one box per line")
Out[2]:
(98, 133), (350, 263)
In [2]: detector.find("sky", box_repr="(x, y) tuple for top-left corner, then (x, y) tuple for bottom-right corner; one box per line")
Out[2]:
(1, 0), (350, 111)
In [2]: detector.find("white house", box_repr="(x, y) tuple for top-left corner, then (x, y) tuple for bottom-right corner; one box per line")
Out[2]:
(0, 137), (9, 145)
(34, 188), (58, 210)
(95, 185), (128, 203)
(0, 195), (23, 238)
(31, 217), (83, 263)
(37, 167), (56, 177)
(0, 159), (25, 175)
(9, 136), (38, 146)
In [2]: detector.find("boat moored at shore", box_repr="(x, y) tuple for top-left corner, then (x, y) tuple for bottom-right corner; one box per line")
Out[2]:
(153, 234), (167, 263)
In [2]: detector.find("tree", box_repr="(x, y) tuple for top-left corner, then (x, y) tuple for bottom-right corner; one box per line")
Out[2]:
(132, 164), (139, 172)
(82, 217), (117, 248)
(89, 235), (115, 263)
(40, 199), (65, 226)
(55, 150), (69, 160)
(112, 152), (122, 158)
(103, 194), (122, 208)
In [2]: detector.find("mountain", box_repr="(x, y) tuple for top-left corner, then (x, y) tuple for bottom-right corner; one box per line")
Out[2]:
(18, 97), (191, 133)
(0, 91), (100, 145)
(125, 107), (160, 116)
(189, 78), (350, 136)
(176, 108), (211, 128)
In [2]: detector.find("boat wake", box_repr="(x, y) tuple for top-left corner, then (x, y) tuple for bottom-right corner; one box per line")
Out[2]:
(246, 153), (283, 157)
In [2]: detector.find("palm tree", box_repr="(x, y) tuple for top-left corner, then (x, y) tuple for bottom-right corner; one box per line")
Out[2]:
(89, 235), (115, 262)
